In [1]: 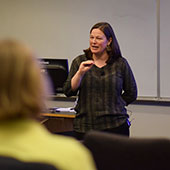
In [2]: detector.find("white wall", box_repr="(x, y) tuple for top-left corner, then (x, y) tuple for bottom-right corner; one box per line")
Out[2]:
(160, 0), (170, 98)
(129, 104), (170, 138)
(0, 0), (158, 97)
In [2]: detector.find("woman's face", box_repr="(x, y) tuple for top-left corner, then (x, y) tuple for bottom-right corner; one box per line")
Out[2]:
(89, 28), (110, 55)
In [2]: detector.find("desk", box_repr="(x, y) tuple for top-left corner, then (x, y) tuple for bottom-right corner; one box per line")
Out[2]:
(40, 113), (75, 133)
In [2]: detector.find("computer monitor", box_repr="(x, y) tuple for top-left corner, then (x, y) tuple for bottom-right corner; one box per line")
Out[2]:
(40, 58), (69, 95)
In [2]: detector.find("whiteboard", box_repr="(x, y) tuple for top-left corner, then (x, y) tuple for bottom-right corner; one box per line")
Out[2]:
(0, 0), (157, 97)
(160, 0), (170, 98)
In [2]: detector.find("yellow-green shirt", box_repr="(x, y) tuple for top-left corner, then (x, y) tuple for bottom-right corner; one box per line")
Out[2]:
(0, 118), (96, 170)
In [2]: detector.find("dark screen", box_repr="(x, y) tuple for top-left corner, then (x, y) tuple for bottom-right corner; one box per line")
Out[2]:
(40, 58), (69, 94)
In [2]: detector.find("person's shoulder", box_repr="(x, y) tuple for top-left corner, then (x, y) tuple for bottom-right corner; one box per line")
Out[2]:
(53, 135), (89, 154)
(50, 135), (96, 170)
(72, 54), (88, 64)
(116, 56), (129, 65)
(74, 54), (87, 61)
(117, 56), (127, 62)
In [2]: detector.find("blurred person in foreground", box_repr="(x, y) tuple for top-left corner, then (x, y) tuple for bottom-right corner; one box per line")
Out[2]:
(0, 39), (96, 170)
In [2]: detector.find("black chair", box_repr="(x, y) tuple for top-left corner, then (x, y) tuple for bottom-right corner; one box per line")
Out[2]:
(0, 156), (58, 170)
(83, 130), (170, 170)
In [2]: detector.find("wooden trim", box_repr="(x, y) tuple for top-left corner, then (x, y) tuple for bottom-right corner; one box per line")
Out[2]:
(42, 113), (75, 118)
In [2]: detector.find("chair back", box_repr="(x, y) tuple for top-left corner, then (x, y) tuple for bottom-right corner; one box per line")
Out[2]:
(83, 130), (170, 170)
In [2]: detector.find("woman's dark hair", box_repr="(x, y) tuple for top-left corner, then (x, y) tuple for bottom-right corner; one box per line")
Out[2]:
(84, 22), (122, 63)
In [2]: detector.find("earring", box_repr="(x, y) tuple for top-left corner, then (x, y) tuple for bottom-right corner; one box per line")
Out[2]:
(106, 45), (111, 52)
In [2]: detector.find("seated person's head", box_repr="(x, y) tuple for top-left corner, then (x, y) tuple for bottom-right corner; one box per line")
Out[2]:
(0, 39), (48, 121)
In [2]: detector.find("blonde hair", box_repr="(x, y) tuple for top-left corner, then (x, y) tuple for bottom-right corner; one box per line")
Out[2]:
(0, 39), (47, 120)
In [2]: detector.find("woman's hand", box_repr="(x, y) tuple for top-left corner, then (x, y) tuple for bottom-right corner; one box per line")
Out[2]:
(71, 60), (94, 91)
(78, 60), (94, 76)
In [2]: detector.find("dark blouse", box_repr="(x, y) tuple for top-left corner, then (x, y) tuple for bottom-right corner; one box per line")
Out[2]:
(63, 54), (137, 133)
